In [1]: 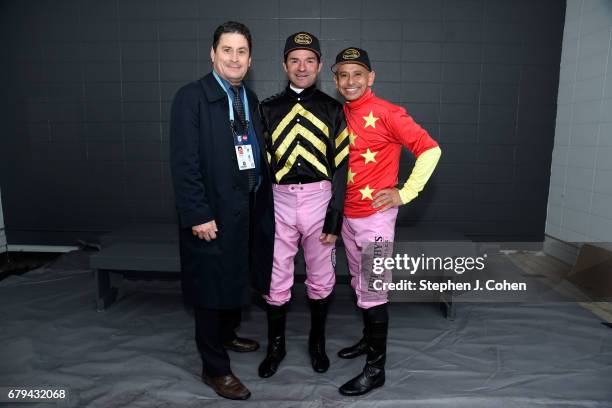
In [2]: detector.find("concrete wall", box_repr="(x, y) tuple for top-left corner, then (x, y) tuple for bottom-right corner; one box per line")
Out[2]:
(0, 0), (565, 244)
(0, 187), (6, 254)
(0, 188), (6, 253)
(546, 0), (612, 244)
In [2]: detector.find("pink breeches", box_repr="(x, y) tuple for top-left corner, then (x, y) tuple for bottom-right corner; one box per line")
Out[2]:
(341, 208), (398, 309)
(264, 181), (336, 306)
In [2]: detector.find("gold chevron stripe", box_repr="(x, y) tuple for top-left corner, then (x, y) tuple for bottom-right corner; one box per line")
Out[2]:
(335, 127), (349, 147)
(275, 123), (326, 161)
(334, 145), (349, 167)
(275, 145), (328, 182)
(266, 151), (272, 164)
(271, 103), (329, 144)
(300, 110), (329, 137)
(271, 104), (302, 143)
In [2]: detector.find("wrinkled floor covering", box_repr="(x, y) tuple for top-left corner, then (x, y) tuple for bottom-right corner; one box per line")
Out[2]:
(1, 253), (611, 408)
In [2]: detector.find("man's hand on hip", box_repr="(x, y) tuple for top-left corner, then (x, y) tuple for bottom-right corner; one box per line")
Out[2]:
(372, 188), (403, 212)
(192, 220), (218, 242)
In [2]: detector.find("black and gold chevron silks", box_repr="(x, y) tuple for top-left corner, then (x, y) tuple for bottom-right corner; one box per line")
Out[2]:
(271, 103), (349, 183)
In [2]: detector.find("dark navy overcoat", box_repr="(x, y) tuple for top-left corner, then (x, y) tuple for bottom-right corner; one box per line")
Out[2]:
(170, 72), (274, 308)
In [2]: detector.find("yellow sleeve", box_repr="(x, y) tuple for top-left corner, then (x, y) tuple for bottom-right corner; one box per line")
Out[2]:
(398, 146), (442, 205)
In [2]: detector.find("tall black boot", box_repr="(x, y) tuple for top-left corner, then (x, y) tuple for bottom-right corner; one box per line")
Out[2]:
(308, 297), (330, 373)
(337, 308), (368, 359)
(339, 304), (388, 396)
(258, 304), (287, 378)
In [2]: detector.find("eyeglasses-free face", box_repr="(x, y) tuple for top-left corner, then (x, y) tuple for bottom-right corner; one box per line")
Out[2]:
(333, 63), (375, 102)
(211, 32), (251, 86)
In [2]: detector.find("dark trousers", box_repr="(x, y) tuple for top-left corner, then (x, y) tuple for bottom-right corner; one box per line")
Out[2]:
(194, 307), (241, 376)
(194, 192), (255, 376)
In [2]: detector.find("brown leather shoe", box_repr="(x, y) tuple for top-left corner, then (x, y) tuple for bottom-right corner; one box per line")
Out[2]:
(223, 337), (260, 352)
(202, 373), (251, 400)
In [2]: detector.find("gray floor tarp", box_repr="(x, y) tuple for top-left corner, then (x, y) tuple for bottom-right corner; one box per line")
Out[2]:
(1, 252), (611, 407)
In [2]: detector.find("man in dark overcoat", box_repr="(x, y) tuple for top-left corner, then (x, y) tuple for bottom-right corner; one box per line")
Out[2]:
(170, 21), (274, 401)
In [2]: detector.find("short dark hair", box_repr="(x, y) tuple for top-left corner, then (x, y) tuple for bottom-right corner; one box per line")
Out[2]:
(212, 21), (252, 54)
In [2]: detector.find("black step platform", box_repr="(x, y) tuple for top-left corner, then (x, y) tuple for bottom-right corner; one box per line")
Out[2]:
(90, 223), (466, 319)
(90, 224), (180, 311)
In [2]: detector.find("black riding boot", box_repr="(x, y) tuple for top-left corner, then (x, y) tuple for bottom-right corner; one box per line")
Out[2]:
(339, 304), (388, 396)
(308, 297), (330, 373)
(258, 304), (287, 378)
(337, 308), (368, 359)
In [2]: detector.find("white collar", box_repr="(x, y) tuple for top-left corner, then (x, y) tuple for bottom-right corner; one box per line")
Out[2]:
(289, 85), (305, 94)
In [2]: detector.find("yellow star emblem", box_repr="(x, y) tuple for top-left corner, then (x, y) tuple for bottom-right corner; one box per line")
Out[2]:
(347, 168), (356, 184)
(363, 111), (379, 129)
(360, 148), (377, 164)
(359, 185), (375, 200)
(349, 132), (358, 146)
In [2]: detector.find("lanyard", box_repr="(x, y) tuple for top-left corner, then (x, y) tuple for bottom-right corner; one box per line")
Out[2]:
(212, 71), (250, 125)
